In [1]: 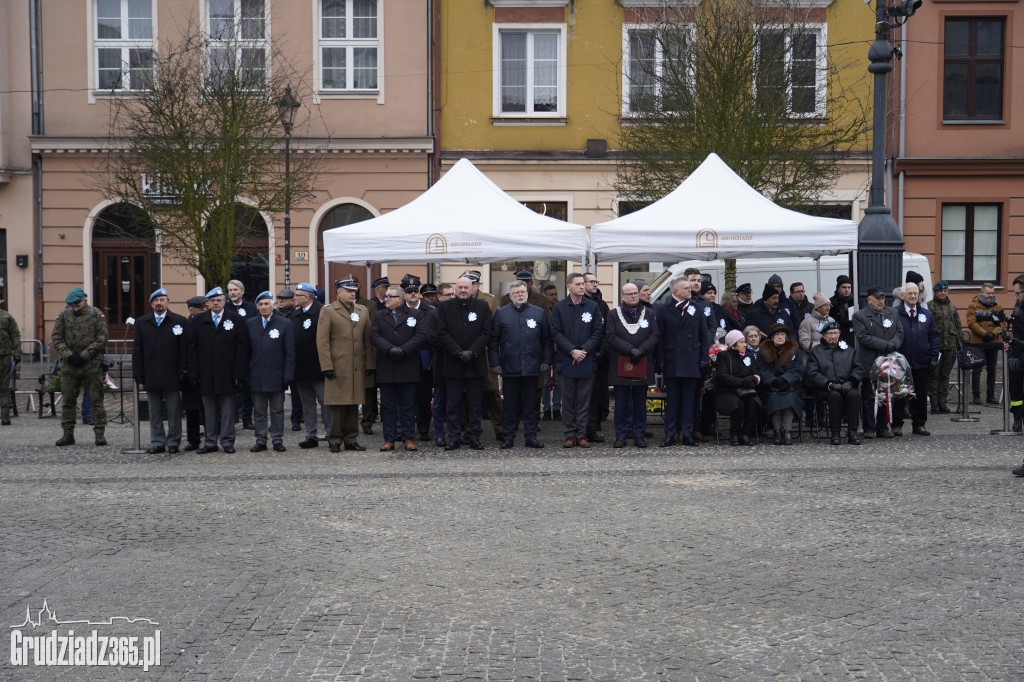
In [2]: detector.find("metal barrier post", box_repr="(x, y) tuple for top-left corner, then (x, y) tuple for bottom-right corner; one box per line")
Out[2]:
(121, 381), (148, 454)
(951, 361), (979, 423)
(991, 344), (1020, 436)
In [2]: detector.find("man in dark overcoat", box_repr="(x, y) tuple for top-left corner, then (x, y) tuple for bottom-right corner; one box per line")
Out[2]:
(181, 295), (208, 450)
(132, 287), (188, 453)
(435, 276), (492, 450)
(657, 276), (711, 447)
(370, 284), (428, 451)
(550, 273), (604, 448)
(243, 291), (295, 452)
(188, 286), (248, 454)
(291, 282), (327, 448)
(605, 281), (660, 448)
(852, 286), (904, 438)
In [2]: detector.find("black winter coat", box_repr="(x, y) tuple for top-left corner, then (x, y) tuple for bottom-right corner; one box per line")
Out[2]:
(132, 311), (188, 391)
(714, 348), (761, 415)
(550, 296), (604, 366)
(226, 298), (258, 320)
(805, 340), (863, 398)
(243, 313), (296, 393)
(745, 300), (797, 337)
(369, 305), (429, 384)
(604, 304), (659, 386)
(291, 301), (324, 382)
(755, 339), (805, 416)
(187, 309), (249, 395)
(489, 303), (553, 377)
(180, 316), (204, 410)
(656, 298), (711, 379)
(435, 297), (493, 379)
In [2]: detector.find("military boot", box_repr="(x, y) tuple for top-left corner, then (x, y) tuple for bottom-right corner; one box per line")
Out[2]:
(55, 433), (75, 447)
(94, 431), (107, 446)
(1, 408), (10, 425)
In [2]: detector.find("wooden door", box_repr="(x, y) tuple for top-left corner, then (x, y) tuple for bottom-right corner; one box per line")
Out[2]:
(93, 250), (151, 341)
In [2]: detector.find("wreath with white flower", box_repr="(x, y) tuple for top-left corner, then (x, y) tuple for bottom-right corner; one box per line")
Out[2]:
(743, 356), (752, 366)
(303, 318), (312, 330)
(917, 313), (926, 323)
(222, 319), (235, 331)
(269, 328), (280, 339)
(468, 312), (478, 322)
(172, 324), (183, 336)
(526, 318), (537, 329)
(581, 312), (593, 323)
(640, 318), (649, 329)
(882, 318), (892, 328)
(238, 309), (247, 317)
(407, 317), (417, 327)
(838, 340), (849, 350)
(350, 312), (360, 322)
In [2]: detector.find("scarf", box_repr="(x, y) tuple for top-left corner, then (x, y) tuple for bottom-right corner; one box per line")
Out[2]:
(620, 302), (642, 324)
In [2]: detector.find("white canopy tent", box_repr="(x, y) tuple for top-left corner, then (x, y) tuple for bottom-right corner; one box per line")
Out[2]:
(322, 158), (589, 266)
(590, 153), (858, 263)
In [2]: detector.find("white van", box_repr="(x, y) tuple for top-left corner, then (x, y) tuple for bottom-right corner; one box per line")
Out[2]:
(648, 253), (933, 306)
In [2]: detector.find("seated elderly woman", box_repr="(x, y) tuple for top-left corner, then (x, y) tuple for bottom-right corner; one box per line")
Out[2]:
(714, 329), (762, 446)
(755, 322), (805, 445)
(743, 325), (766, 360)
(805, 321), (863, 445)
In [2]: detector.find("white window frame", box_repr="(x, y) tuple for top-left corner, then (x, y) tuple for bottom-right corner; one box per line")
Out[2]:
(754, 22), (827, 118)
(492, 23), (567, 119)
(315, 0), (382, 97)
(621, 22), (695, 117)
(92, 0), (156, 93)
(204, 0), (271, 90)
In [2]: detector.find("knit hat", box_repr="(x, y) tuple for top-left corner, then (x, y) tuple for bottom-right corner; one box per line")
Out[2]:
(906, 270), (924, 285)
(724, 329), (745, 348)
(700, 281), (717, 296)
(836, 274), (852, 286)
(762, 283), (778, 300)
(812, 292), (830, 308)
(768, 273), (783, 286)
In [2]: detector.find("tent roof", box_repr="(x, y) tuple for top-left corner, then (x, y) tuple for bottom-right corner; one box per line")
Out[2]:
(323, 158), (588, 265)
(591, 153), (858, 262)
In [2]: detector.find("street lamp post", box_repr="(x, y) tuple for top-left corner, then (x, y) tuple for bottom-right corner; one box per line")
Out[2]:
(277, 85), (300, 288)
(856, 0), (921, 305)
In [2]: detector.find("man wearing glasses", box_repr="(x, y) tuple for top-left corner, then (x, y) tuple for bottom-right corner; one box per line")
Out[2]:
(926, 280), (962, 414)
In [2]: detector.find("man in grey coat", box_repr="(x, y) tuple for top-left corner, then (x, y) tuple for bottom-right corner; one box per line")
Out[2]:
(852, 286), (904, 438)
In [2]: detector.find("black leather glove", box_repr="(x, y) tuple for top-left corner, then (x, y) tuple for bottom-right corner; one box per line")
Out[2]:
(595, 350), (606, 363)
(388, 346), (405, 360)
(636, 347), (648, 358)
(839, 381), (853, 395)
(984, 332), (996, 342)
(771, 377), (788, 390)
(629, 348), (643, 362)
(365, 369), (375, 377)
(321, 370), (336, 380)
(849, 377), (860, 388)
(492, 365), (502, 375)
(458, 350), (474, 364)
(929, 356), (938, 370)
(66, 354), (85, 367)
(884, 341), (898, 354)
(743, 377), (757, 389)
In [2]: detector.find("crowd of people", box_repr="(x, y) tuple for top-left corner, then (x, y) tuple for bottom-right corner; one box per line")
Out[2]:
(29, 266), (1024, 476)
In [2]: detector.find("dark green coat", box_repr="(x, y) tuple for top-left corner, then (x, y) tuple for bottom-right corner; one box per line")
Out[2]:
(0, 308), (21, 358)
(52, 305), (108, 377)
(927, 297), (962, 351)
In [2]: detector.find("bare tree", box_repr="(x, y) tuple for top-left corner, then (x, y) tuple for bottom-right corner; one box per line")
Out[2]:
(617, 0), (870, 286)
(96, 17), (319, 287)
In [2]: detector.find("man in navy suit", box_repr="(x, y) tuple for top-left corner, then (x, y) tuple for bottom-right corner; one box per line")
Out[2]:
(657, 276), (712, 446)
(243, 291), (296, 452)
(369, 285), (429, 451)
(892, 282), (940, 436)
(132, 288), (188, 454)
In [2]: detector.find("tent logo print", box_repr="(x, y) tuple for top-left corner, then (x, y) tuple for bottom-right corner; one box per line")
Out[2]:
(426, 233), (447, 255)
(696, 229), (718, 248)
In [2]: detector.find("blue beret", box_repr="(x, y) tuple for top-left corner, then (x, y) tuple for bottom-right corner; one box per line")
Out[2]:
(149, 287), (168, 302)
(65, 287), (86, 304)
(206, 287), (225, 298)
(255, 290), (273, 302)
(295, 282), (316, 294)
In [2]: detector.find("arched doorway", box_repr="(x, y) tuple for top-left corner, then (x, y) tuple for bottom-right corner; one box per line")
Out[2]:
(91, 202), (158, 339)
(317, 202), (379, 297)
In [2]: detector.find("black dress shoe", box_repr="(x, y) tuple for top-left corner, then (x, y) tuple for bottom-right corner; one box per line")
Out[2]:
(435, 438), (448, 448)
(679, 436), (697, 446)
(739, 435), (753, 446)
(445, 441), (460, 451)
(184, 443), (199, 452)
(469, 441), (484, 450)
(830, 434), (842, 445)
(659, 437), (674, 447)
(634, 438), (647, 448)
(147, 445), (166, 454)
(299, 438), (318, 449)
(552, 409), (561, 420)
(613, 438), (627, 448)
(250, 443), (268, 452)
(730, 435), (740, 446)
(168, 446), (179, 454)
(525, 439), (544, 449)
(344, 442), (366, 451)
(417, 433), (430, 441)
(587, 432), (605, 443)
(848, 432), (862, 445)
(362, 426), (373, 435)
(197, 445), (218, 454)
(500, 441), (514, 449)
(243, 421), (255, 430)
(329, 443), (341, 453)
(222, 446), (236, 453)
(273, 443), (286, 452)
(541, 410), (551, 422)
(291, 423), (301, 431)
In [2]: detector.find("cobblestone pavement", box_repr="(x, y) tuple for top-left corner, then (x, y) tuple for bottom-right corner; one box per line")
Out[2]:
(1, 396), (1023, 680)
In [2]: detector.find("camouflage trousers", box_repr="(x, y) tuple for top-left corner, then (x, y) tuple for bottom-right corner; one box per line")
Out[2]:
(0, 356), (11, 409)
(61, 372), (106, 435)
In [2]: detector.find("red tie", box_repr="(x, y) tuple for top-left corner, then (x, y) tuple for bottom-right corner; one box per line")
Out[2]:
(910, 307), (915, 318)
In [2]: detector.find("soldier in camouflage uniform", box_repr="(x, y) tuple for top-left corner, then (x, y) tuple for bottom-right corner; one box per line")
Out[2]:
(52, 287), (109, 446)
(927, 280), (962, 413)
(0, 298), (22, 425)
